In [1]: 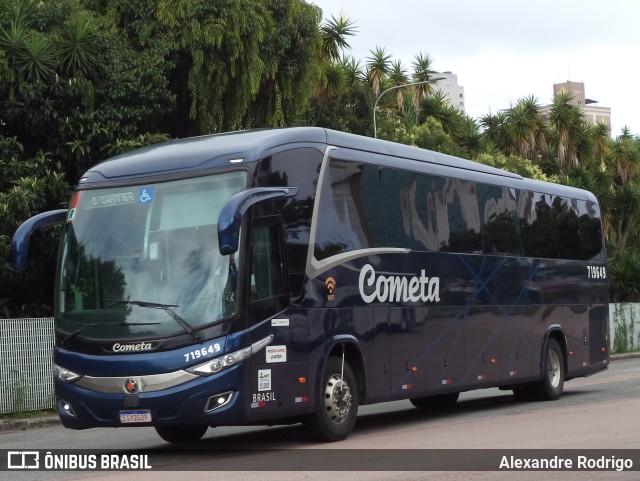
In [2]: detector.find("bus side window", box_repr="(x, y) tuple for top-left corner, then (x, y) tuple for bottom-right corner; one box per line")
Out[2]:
(250, 223), (287, 301)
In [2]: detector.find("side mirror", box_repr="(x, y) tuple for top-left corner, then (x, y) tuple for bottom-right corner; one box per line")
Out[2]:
(11, 209), (68, 273)
(218, 187), (297, 255)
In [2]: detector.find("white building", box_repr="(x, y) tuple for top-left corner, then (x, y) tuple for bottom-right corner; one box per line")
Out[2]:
(432, 71), (465, 112)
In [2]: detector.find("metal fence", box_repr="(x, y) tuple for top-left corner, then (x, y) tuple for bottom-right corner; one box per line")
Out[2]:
(0, 317), (55, 414)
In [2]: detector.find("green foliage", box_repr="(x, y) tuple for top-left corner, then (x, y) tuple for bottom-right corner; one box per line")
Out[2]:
(55, 15), (100, 76)
(9, 369), (27, 412)
(0, 137), (69, 317)
(0, 0), (176, 316)
(155, 0), (322, 134)
(474, 152), (557, 182)
(307, 69), (374, 136)
(609, 249), (640, 303)
(0, 0), (175, 179)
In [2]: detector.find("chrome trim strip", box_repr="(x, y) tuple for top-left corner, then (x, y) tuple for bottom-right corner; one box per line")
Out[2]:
(74, 370), (199, 394)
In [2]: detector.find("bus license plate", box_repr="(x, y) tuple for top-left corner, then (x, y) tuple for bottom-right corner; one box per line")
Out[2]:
(119, 409), (152, 424)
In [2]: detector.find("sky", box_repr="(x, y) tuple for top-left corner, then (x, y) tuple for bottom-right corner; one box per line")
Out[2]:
(309, 0), (640, 136)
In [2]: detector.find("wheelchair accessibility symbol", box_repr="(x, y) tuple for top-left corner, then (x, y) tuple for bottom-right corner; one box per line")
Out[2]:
(138, 187), (155, 204)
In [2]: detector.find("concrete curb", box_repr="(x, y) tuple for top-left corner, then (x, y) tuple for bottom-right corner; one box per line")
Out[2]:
(1, 353), (638, 433)
(0, 415), (60, 432)
(610, 352), (640, 361)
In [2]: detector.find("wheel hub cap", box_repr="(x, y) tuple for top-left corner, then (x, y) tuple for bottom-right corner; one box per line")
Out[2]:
(324, 374), (352, 423)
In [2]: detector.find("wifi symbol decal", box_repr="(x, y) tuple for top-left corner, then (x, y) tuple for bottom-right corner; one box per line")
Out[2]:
(325, 277), (336, 301)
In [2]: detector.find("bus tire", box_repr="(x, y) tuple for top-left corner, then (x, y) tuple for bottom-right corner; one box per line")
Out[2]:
(410, 392), (459, 409)
(304, 356), (358, 442)
(154, 424), (208, 443)
(533, 337), (565, 401)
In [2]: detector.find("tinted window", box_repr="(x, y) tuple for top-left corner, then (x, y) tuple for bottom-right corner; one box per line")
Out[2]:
(578, 200), (604, 260)
(314, 158), (382, 260)
(442, 178), (482, 253)
(255, 148), (323, 296)
(554, 196), (581, 259)
(380, 168), (443, 251)
(478, 184), (521, 255)
(250, 224), (286, 301)
(520, 192), (558, 258)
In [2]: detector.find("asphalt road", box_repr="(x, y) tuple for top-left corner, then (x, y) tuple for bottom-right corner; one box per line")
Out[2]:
(2, 357), (640, 481)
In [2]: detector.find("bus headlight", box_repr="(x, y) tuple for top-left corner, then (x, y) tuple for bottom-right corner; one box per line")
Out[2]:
(54, 364), (82, 383)
(188, 335), (273, 377)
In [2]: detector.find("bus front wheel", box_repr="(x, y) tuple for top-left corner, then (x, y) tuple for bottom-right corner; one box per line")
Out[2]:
(304, 356), (358, 442)
(155, 424), (208, 444)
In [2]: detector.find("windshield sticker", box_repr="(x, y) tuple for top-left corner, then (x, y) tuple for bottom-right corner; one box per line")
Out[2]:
(90, 191), (135, 208)
(67, 192), (81, 223)
(66, 208), (77, 223)
(138, 187), (155, 204)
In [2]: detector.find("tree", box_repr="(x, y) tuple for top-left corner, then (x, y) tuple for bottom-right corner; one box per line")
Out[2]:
(366, 46), (391, 98)
(411, 52), (437, 113)
(547, 90), (586, 168)
(313, 14), (356, 104)
(591, 121), (611, 170)
(388, 60), (409, 111)
(320, 14), (356, 62)
(0, 0), (175, 181)
(608, 127), (640, 183)
(505, 95), (547, 160)
(155, 0), (323, 134)
(0, 0), (174, 316)
(0, 138), (69, 317)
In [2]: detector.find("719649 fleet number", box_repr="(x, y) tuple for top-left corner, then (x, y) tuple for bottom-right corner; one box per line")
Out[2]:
(587, 265), (606, 279)
(184, 343), (221, 362)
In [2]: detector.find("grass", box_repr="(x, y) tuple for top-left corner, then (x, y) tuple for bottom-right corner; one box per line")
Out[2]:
(0, 409), (56, 421)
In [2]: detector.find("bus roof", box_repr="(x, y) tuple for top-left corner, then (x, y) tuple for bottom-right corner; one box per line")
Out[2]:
(78, 127), (596, 202)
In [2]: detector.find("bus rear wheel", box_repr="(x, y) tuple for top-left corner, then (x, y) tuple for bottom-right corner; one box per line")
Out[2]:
(410, 392), (459, 409)
(155, 424), (208, 443)
(304, 356), (358, 442)
(533, 337), (565, 400)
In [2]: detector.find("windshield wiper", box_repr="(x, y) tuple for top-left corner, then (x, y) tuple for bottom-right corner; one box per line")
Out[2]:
(104, 299), (201, 341)
(61, 321), (161, 346)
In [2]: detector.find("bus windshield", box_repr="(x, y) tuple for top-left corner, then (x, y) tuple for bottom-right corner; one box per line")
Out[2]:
(56, 171), (247, 341)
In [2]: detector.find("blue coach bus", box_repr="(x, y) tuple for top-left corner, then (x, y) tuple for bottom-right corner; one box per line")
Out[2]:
(12, 127), (609, 443)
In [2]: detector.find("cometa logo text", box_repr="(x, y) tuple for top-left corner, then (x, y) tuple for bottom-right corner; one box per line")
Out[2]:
(112, 342), (154, 353)
(358, 264), (440, 304)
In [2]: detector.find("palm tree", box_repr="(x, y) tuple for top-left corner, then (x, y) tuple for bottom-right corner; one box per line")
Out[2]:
(55, 16), (101, 77)
(0, 2), (101, 82)
(612, 180), (640, 252)
(480, 111), (512, 155)
(366, 46), (391, 98)
(388, 60), (409, 111)
(548, 90), (585, 168)
(313, 14), (356, 105)
(313, 61), (346, 103)
(609, 127), (640, 183)
(505, 95), (547, 159)
(320, 14), (356, 62)
(411, 52), (437, 112)
(338, 55), (366, 88)
(585, 121), (611, 170)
